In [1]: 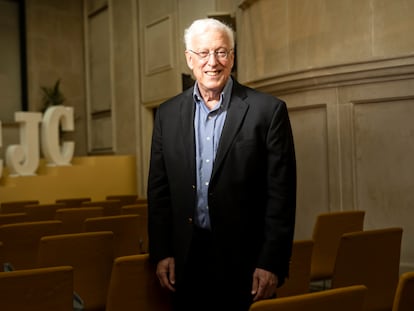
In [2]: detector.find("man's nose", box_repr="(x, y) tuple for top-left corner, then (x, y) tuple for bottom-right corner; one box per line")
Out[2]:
(206, 52), (219, 65)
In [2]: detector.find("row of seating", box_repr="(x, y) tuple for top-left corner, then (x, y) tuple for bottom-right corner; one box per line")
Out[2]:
(276, 227), (404, 309)
(250, 270), (414, 311)
(0, 201), (410, 310)
(0, 204), (147, 230)
(0, 195), (150, 310)
(270, 209), (408, 311)
(1, 246), (413, 311)
(0, 213), (148, 269)
(0, 196), (149, 263)
(0, 194), (146, 217)
(0, 252), (172, 311)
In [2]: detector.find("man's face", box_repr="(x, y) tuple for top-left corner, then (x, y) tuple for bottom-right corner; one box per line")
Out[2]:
(185, 29), (234, 95)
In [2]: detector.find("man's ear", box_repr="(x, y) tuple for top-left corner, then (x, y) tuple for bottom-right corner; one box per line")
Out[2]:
(185, 51), (194, 70)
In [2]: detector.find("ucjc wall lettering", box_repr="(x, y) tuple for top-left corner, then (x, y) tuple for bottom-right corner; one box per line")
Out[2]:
(0, 106), (75, 177)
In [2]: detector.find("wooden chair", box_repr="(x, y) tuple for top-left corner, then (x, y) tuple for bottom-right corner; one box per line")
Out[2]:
(0, 212), (27, 226)
(24, 202), (67, 221)
(0, 199), (39, 214)
(121, 204), (148, 253)
(56, 197), (91, 207)
(310, 210), (365, 284)
(249, 285), (367, 311)
(81, 199), (124, 216)
(331, 227), (403, 311)
(83, 214), (142, 257)
(392, 271), (414, 311)
(106, 194), (138, 205)
(55, 206), (104, 233)
(0, 220), (62, 269)
(276, 239), (314, 297)
(106, 253), (172, 311)
(37, 231), (114, 311)
(0, 266), (74, 311)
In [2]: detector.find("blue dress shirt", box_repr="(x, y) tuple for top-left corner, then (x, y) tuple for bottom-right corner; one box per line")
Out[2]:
(193, 78), (233, 230)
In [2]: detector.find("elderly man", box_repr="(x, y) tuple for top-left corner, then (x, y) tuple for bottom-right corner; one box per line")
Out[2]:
(148, 18), (296, 311)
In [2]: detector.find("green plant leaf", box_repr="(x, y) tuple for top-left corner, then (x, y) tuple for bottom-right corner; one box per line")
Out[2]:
(40, 78), (65, 112)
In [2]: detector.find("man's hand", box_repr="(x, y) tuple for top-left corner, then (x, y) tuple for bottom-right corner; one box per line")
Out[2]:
(156, 257), (176, 292)
(251, 268), (278, 301)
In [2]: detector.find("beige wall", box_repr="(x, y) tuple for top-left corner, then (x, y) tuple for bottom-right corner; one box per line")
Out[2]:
(237, 0), (414, 82)
(236, 0), (414, 273)
(0, 0), (22, 122)
(25, 0), (87, 156)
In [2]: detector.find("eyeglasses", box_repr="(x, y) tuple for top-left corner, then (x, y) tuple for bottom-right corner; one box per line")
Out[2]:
(188, 49), (233, 61)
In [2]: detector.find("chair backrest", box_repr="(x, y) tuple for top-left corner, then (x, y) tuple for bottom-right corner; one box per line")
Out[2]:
(121, 203), (148, 217)
(276, 239), (314, 297)
(106, 253), (172, 311)
(0, 200), (39, 214)
(121, 204), (148, 253)
(55, 206), (104, 233)
(55, 197), (91, 207)
(249, 285), (367, 311)
(106, 194), (138, 205)
(392, 271), (414, 311)
(37, 231), (114, 311)
(310, 210), (365, 281)
(0, 266), (74, 311)
(24, 203), (67, 221)
(81, 199), (123, 216)
(0, 220), (62, 269)
(332, 227), (403, 311)
(0, 212), (27, 226)
(83, 214), (142, 257)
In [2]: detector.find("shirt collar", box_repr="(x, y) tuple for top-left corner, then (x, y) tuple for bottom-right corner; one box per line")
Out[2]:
(193, 77), (233, 110)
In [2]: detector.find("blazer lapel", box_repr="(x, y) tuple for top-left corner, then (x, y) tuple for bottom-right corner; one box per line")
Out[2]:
(179, 90), (196, 175)
(212, 82), (249, 180)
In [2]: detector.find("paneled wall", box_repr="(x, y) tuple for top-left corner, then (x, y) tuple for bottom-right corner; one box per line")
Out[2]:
(236, 0), (414, 272)
(1, 1), (88, 167)
(83, 0), (138, 155)
(280, 75), (414, 274)
(25, 0), (87, 155)
(0, 0), (22, 122)
(236, 0), (414, 82)
(84, 1), (113, 153)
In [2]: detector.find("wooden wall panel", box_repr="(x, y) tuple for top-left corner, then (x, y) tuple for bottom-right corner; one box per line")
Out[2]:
(338, 79), (414, 273)
(289, 105), (330, 240)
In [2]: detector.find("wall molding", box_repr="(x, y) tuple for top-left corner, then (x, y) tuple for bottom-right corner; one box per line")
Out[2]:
(144, 15), (174, 76)
(243, 54), (414, 95)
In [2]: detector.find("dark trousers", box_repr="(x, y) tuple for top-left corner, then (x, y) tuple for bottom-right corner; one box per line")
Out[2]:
(172, 226), (253, 311)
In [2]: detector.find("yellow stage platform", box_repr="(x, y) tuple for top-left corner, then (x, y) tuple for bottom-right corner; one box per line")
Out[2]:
(0, 155), (138, 204)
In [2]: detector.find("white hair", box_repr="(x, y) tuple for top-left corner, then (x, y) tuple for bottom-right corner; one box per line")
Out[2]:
(184, 18), (235, 50)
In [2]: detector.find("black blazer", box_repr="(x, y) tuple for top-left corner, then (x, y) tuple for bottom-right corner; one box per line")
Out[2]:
(148, 78), (296, 285)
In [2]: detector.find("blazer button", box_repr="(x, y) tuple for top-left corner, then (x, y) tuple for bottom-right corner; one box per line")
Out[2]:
(187, 217), (193, 224)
